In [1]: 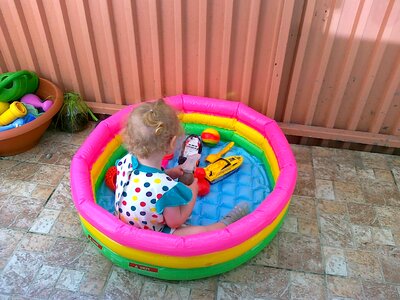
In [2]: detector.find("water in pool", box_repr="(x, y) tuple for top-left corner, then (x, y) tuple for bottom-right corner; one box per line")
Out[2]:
(96, 141), (272, 226)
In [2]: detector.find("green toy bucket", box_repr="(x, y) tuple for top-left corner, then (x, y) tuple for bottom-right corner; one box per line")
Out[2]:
(0, 70), (39, 102)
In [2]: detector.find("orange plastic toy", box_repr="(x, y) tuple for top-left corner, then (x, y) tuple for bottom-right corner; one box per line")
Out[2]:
(105, 166), (117, 191)
(194, 167), (210, 196)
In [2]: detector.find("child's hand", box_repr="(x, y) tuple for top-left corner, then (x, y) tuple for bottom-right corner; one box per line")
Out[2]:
(189, 178), (199, 196)
(165, 166), (184, 179)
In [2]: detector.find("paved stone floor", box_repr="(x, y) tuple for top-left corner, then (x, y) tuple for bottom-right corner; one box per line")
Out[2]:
(0, 124), (400, 299)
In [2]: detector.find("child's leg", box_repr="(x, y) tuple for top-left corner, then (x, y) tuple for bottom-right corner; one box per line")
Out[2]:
(172, 222), (225, 236)
(172, 202), (250, 236)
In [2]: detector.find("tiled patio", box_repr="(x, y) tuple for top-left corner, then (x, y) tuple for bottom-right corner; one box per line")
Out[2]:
(0, 124), (400, 300)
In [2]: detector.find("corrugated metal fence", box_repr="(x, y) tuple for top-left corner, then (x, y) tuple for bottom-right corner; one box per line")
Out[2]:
(1, 0), (399, 153)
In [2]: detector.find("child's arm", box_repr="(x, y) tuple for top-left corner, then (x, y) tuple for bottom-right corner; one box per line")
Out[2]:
(163, 178), (198, 228)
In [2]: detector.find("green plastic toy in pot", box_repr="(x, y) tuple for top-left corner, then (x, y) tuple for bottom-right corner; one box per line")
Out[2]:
(0, 70), (39, 102)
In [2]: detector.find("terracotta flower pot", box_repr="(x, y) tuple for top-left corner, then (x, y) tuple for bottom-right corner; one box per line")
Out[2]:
(0, 78), (63, 156)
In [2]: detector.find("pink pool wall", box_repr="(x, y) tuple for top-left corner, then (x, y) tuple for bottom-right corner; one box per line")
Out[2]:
(70, 94), (297, 256)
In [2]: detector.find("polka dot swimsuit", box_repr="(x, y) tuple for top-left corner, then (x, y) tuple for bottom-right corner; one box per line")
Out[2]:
(115, 153), (190, 232)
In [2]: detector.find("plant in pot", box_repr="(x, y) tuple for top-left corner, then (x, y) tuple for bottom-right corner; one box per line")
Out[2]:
(56, 92), (98, 132)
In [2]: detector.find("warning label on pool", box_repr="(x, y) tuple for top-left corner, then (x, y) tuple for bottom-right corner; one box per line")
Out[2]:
(88, 235), (102, 250)
(129, 262), (158, 273)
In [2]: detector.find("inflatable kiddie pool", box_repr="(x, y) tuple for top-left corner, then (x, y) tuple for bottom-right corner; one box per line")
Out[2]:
(70, 94), (297, 280)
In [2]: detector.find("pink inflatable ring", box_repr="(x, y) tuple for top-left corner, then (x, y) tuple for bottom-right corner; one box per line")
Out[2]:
(70, 94), (297, 280)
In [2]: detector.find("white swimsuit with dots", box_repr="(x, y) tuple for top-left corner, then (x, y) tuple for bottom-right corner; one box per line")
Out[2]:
(115, 153), (192, 232)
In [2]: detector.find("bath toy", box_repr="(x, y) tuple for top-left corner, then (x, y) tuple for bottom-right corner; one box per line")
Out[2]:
(105, 166), (117, 191)
(23, 113), (36, 124)
(178, 153), (201, 185)
(178, 135), (203, 185)
(0, 70), (39, 102)
(201, 128), (220, 146)
(0, 102), (9, 115)
(0, 101), (27, 126)
(178, 134), (202, 165)
(204, 155), (243, 183)
(21, 93), (53, 112)
(0, 118), (25, 132)
(23, 103), (42, 117)
(0, 77), (63, 157)
(206, 141), (235, 163)
(0, 113), (36, 132)
(161, 153), (174, 169)
(194, 167), (210, 196)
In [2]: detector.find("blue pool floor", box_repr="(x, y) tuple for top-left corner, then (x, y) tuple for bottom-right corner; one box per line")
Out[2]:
(96, 141), (272, 226)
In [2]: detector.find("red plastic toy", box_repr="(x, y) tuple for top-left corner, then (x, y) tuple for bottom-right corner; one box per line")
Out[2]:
(105, 166), (117, 191)
(194, 167), (210, 196)
(161, 153), (174, 169)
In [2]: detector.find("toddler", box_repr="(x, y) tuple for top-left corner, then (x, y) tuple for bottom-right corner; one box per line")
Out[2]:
(115, 99), (249, 236)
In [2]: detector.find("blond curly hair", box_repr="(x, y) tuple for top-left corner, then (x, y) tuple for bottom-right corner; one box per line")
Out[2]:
(123, 99), (183, 158)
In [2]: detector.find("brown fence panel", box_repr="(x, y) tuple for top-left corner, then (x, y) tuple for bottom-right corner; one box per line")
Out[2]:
(0, 0), (297, 113)
(281, 0), (400, 151)
(0, 0), (399, 150)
